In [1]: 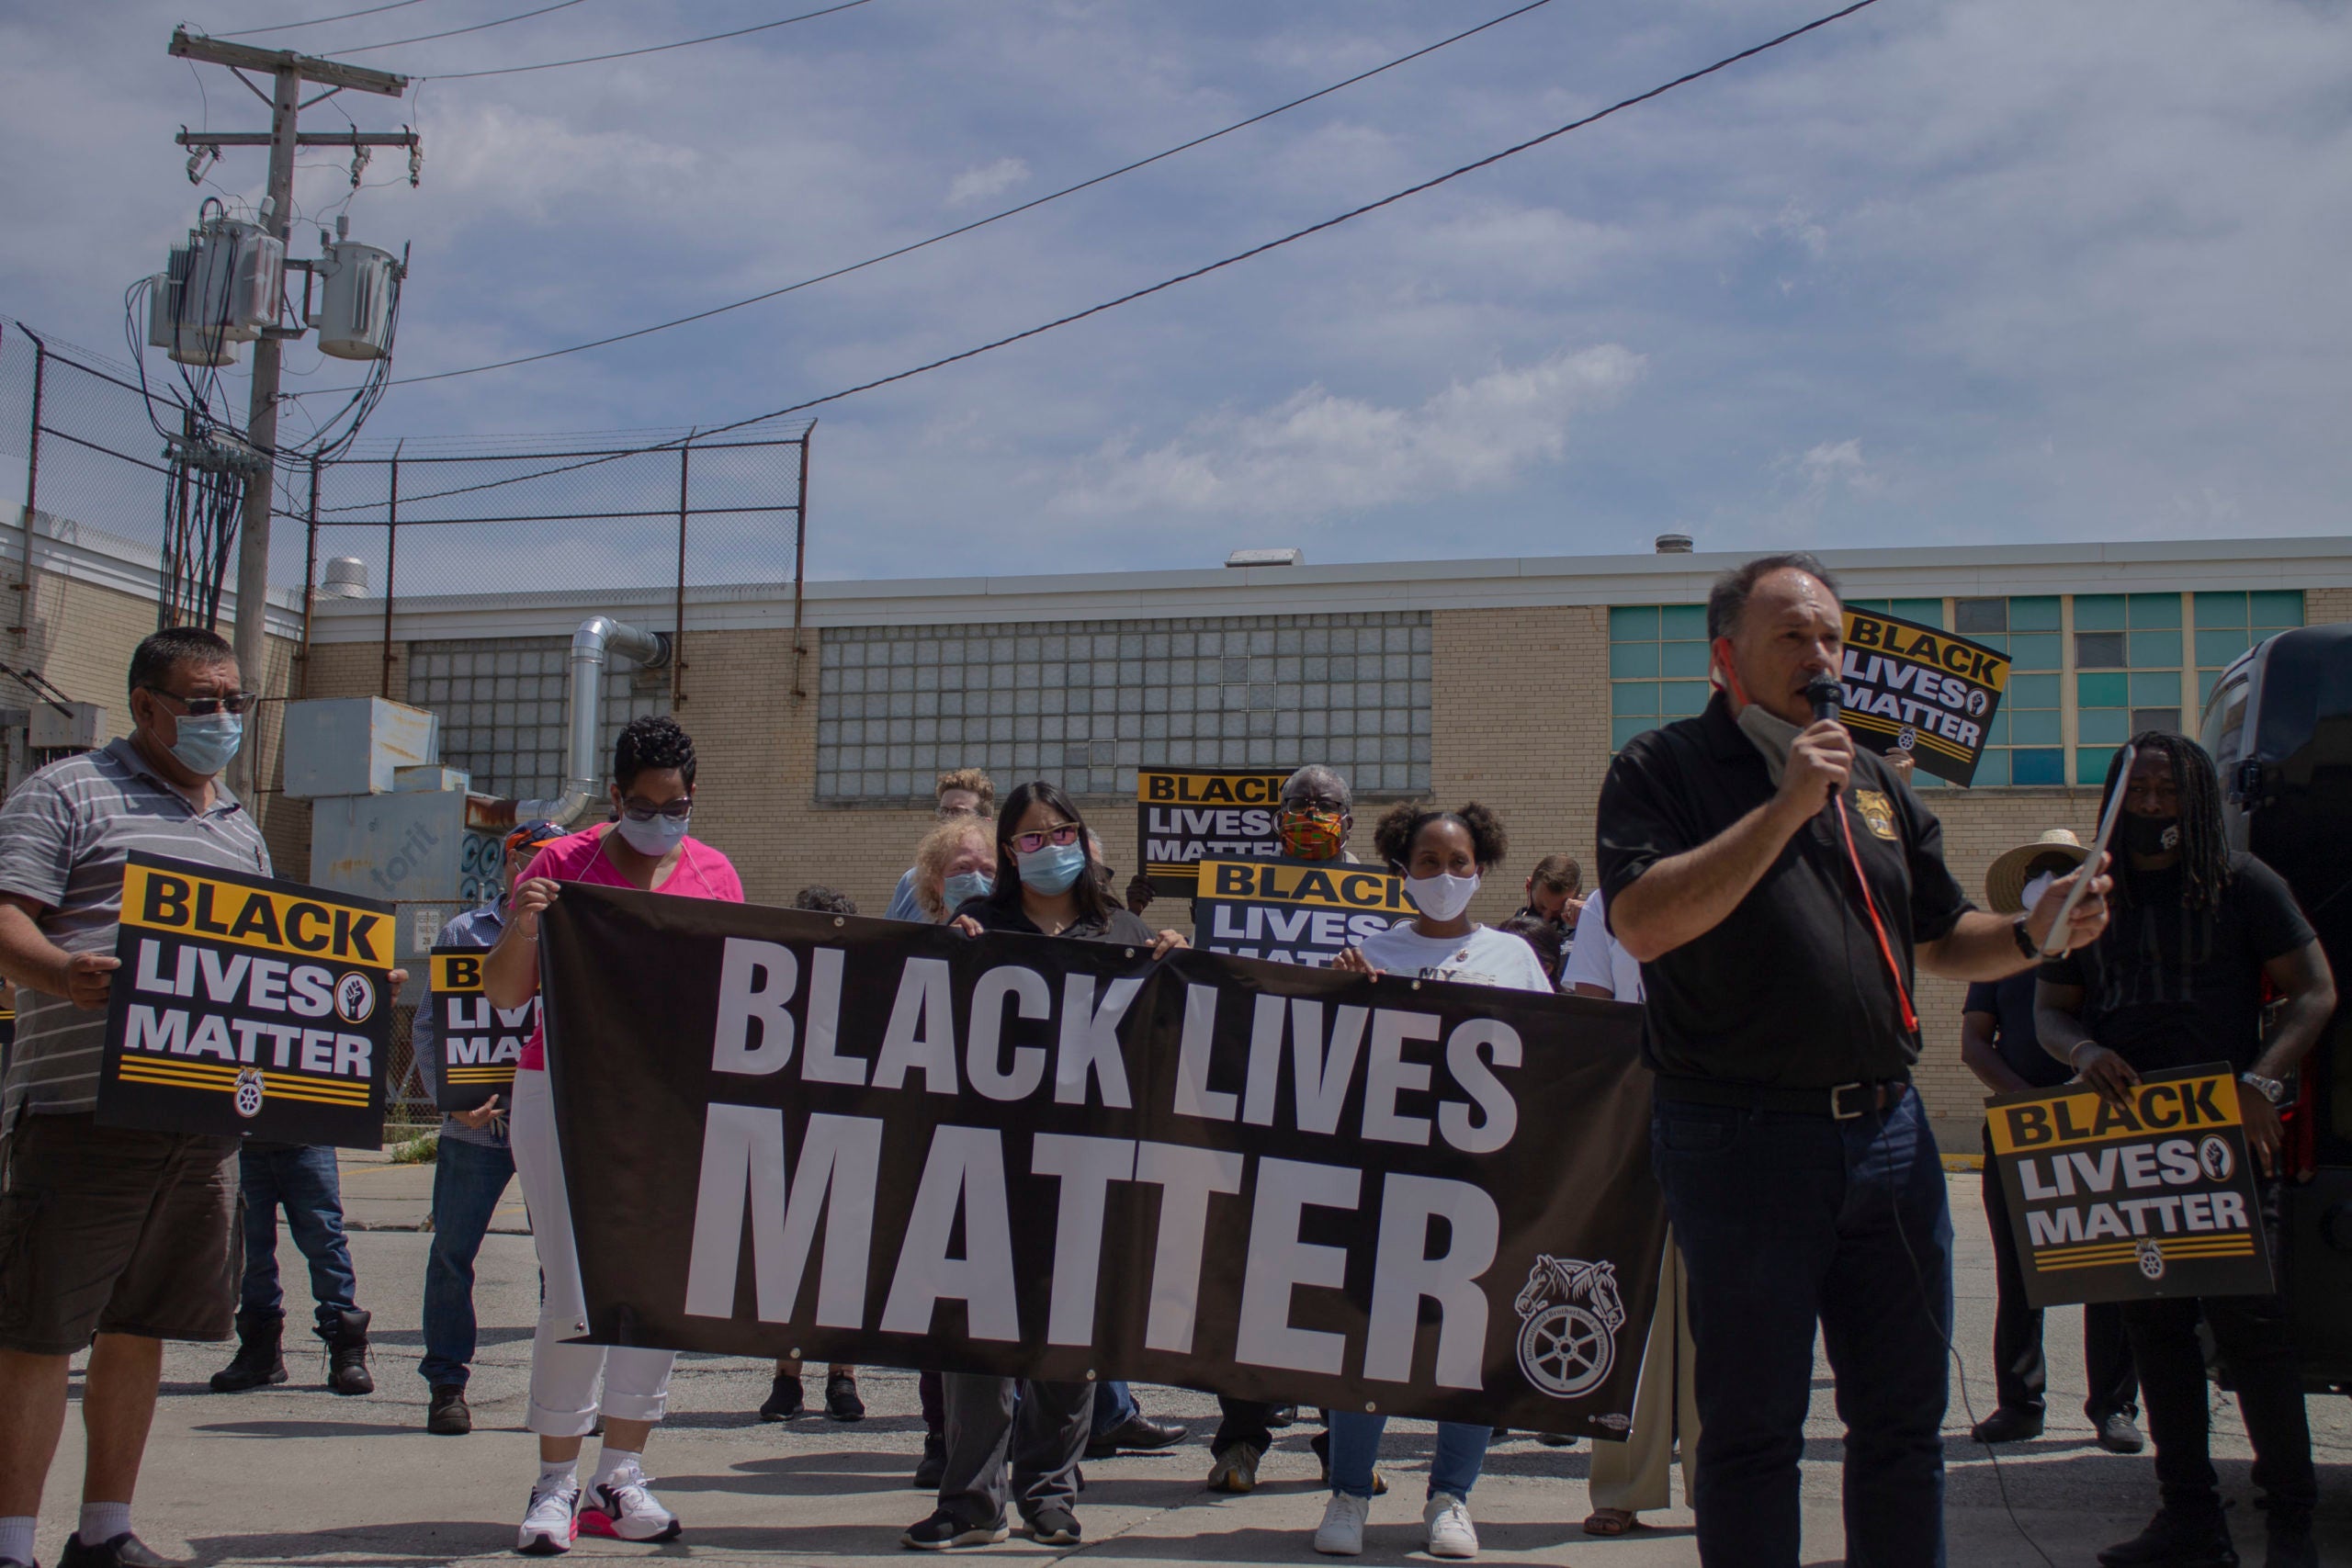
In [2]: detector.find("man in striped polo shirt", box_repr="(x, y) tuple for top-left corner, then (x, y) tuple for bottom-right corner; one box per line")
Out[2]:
(0, 626), (272, 1568)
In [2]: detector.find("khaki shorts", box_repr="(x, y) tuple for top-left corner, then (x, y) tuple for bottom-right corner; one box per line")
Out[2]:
(0, 1112), (241, 1355)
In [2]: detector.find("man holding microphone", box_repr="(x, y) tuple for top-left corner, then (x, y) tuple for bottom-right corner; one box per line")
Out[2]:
(1597, 554), (2112, 1567)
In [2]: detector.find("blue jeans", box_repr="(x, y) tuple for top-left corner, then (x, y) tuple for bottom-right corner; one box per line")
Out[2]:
(1654, 1087), (1951, 1568)
(1325, 1411), (1489, 1501)
(419, 1137), (515, 1389)
(237, 1144), (359, 1330)
(1091, 1380), (1137, 1437)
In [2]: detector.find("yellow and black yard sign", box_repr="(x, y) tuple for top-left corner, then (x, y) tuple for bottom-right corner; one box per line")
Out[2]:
(1193, 857), (1410, 967)
(427, 945), (537, 1111)
(1838, 607), (2010, 786)
(99, 852), (393, 1148)
(1136, 768), (1289, 896)
(1986, 1065), (2273, 1308)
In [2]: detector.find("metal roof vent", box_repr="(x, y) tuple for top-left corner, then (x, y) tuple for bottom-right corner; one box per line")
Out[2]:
(1654, 533), (1694, 555)
(1226, 547), (1304, 568)
(318, 557), (370, 598)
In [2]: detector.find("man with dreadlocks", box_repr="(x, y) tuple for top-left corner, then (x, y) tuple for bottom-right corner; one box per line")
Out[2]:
(2038, 731), (2335, 1568)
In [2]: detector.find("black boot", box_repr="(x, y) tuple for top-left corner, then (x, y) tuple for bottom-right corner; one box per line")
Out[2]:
(426, 1383), (472, 1436)
(209, 1311), (288, 1393)
(2098, 1508), (2237, 1568)
(319, 1308), (373, 1396)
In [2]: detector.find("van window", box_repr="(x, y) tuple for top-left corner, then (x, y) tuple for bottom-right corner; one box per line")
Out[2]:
(2203, 678), (2250, 766)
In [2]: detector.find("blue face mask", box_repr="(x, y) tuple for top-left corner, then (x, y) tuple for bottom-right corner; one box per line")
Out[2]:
(943, 870), (993, 911)
(1017, 840), (1089, 896)
(166, 711), (243, 778)
(614, 809), (690, 856)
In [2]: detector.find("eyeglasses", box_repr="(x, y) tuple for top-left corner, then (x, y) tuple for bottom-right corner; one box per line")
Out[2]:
(144, 686), (259, 716)
(1281, 797), (1348, 818)
(938, 803), (983, 822)
(618, 796), (693, 822)
(1009, 823), (1082, 855)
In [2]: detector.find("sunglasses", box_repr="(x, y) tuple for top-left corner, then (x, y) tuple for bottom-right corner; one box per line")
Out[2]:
(1009, 823), (1083, 856)
(618, 796), (693, 822)
(145, 687), (259, 716)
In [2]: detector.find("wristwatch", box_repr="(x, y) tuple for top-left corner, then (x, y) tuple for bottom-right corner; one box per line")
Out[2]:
(2240, 1071), (2287, 1106)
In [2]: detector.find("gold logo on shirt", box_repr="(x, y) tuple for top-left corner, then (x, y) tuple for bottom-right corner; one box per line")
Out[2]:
(1854, 789), (1899, 841)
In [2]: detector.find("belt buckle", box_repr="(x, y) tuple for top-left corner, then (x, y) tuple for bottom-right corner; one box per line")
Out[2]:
(1830, 1082), (1867, 1121)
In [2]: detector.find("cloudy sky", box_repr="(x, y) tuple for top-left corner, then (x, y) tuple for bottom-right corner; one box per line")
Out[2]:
(3, 0), (2348, 586)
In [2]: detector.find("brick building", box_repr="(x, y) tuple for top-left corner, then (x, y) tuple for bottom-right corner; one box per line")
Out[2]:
(12, 506), (2351, 1143)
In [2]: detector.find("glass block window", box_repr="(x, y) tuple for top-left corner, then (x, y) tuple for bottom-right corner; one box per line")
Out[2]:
(405, 637), (669, 801)
(814, 613), (1432, 803)
(2074, 593), (2184, 785)
(1607, 604), (1711, 751)
(1956, 596), (2064, 786)
(2193, 591), (2304, 708)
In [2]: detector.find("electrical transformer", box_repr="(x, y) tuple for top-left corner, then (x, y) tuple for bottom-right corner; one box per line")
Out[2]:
(311, 240), (401, 361)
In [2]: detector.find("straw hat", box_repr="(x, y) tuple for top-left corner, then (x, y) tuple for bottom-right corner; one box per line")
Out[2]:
(1984, 828), (2087, 914)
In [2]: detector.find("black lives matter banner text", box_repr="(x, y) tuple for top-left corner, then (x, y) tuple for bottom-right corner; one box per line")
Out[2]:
(541, 888), (1666, 1437)
(428, 946), (537, 1111)
(1195, 857), (1408, 967)
(99, 852), (392, 1147)
(1137, 768), (1286, 896)
(1838, 607), (2010, 786)
(1987, 1066), (2273, 1309)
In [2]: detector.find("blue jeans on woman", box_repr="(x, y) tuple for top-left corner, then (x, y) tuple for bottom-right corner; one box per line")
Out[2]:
(419, 1136), (517, 1389)
(1325, 1411), (1490, 1500)
(237, 1143), (360, 1330)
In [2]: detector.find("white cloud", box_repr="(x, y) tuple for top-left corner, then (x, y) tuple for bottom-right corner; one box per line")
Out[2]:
(945, 157), (1030, 208)
(1056, 344), (1642, 520)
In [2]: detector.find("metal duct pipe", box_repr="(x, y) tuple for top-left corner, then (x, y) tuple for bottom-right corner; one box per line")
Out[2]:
(508, 615), (667, 829)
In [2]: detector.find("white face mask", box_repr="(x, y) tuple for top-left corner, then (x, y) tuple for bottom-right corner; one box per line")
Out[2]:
(1736, 701), (1803, 785)
(1406, 872), (1480, 924)
(2021, 869), (2057, 912)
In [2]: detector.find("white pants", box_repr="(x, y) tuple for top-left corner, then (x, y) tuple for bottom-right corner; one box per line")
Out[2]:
(1587, 1235), (1700, 1514)
(511, 1069), (675, 1436)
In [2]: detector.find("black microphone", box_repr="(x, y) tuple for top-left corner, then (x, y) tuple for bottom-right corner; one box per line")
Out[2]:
(1805, 674), (1843, 725)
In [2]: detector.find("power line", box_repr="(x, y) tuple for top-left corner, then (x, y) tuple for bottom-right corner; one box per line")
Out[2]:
(342, 0), (1560, 391)
(416, 0), (879, 81)
(339, 0), (592, 53)
(223, 0), (433, 38)
(321, 0), (1885, 515)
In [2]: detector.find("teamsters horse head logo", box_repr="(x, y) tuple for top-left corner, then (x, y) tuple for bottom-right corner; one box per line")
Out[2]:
(1513, 1256), (1627, 1399)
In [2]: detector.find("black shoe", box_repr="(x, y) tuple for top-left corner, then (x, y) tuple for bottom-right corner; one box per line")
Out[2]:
(208, 1311), (288, 1393)
(912, 1433), (946, 1491)
(900, 1509), (1008, 1550)
(2093, 1410), (2146, 1455)
(1265, 1404), (1299, 1429)
(825, 1370), (865, 1422)
(2263, 1508), (2316, 1568)
(2098, 1509), (2237, 1568)
(759, 1372), (805, 1421)
(1024, 1508), (1080, 1547)
(426, 1383), (471, 1436)
(318, 1308), (373, 1396)
(1970, 1405), (2044, 1445)
(58, 1534), (185, 1568)
(1536, 1431), (1581, 1449)
(1085, 1414), (1184, 1459)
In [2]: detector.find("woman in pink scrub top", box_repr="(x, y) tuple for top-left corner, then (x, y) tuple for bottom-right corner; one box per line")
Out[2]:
(481, 715), (743, 1556)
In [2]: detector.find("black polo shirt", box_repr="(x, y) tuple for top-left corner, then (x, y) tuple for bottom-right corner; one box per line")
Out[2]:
(1597, 693), (1972, 1089)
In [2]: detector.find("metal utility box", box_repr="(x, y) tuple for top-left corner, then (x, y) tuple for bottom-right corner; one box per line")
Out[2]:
(29, 702), (103, 750)
(282, 697), (440, 798)
(308, 789), (510, 999)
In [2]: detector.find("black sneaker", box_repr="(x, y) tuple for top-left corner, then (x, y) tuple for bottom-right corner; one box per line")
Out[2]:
(759, 1372), (805, 1421)
(1024, 1508), (1080, 1547)
(2094, 1411), (2146, 1455)
(900, 1510), (1009, 1551)
(825, 1370), (865, 1422)
(426, 1383), (472, 1436)
(2098, 1509), (2237, 1568)
(1970, 1406), (2045, 1445)
(57, 1535), (185, 1568)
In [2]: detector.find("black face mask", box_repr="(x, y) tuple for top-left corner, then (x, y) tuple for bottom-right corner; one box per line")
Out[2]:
(2122, 813), (2181, 857)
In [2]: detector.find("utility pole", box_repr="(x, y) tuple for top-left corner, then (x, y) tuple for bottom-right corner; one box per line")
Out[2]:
(166, 28), (413, 797)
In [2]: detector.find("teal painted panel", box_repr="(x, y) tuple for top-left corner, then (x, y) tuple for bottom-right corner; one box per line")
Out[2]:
(2196, 628), (2252, 668)
(2194, 591), (2246, 626)
(2008, 672), (2062, 708)
(1610, 642), (1660, 679)
(2250, 590), (2304, 628)
(1609, 605), (1658, 641)
(2129, 629), (2182, 669)
(1611, 716), (1657, 750)
(2079, 708), (2129, 745)
(2074, 593), (2127, 631)
(1892, 598), (1946, 626)
(2010, 596), (2063, 631)
(2010, 708), (2062, 745)
(1661, 682), (1710, 716)
(1661, 640), (1711, 678)
(2013, 749), (2065, 786)
(2130, 669), (2182, 705)
(1612, 681), (1658, 716)
(2128, 593), (2181, 628)
(2077, 671), (2128, 708)
(2006, 633), (2062, 671)
(1660, 604), (1709, 639)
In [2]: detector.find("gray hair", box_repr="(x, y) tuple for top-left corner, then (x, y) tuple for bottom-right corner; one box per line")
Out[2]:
(1283, 763), (1352, 810)
(1706, 552), (1842, 642)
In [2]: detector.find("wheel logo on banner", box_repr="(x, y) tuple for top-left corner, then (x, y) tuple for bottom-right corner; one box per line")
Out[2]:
(232, 1066), (266, 1119)
(2135, 1238), (2166, 1281)
(1512, 1256), (1628, 1399)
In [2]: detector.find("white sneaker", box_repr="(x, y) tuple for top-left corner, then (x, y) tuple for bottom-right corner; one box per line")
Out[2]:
(1314, 1491), (1371, 1556)
(515, 1477), (581, 1555)
(1423, 1491), (1478, 1559)
(580, 1466), (682, 1542)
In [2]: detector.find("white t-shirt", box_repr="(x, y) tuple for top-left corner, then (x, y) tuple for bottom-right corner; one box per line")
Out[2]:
(1354, 920), (1554, 994)
(1563, 888), (1645, 1001)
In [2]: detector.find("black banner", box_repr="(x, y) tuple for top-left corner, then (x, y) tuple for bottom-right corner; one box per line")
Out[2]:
(427, 946), (537, 1111)
(1194, 857), (1409, 967)
(542, 886), (1666, 1436)
(1987, 1066), (2274, 1308)
(99, 852), (392, 1148)
(1136, 768), (1288, 896)
(1838, 607), (2009, 785)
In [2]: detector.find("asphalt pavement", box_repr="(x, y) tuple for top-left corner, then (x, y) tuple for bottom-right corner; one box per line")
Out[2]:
(17, 1160), (2351, 1566)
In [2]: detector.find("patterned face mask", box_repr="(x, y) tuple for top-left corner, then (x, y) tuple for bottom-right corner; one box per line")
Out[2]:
(1280, 808), (1346, 860)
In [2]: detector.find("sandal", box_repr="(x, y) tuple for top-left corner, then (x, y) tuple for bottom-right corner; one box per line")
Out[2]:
(1583, 1507), (1645, 1537)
